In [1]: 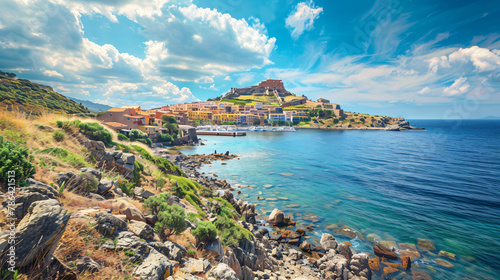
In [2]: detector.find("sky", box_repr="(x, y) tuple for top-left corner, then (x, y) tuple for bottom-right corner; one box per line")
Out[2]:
(0, 0), (499, 119)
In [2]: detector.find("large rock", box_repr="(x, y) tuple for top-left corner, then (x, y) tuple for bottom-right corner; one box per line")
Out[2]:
(268, 208), (285, 226)
(401, 256), (411, 270)
(337, 243), (353, 262)
(321, 233), (338, 251)
(350, 253), (371, 280)
(1, 179), (56, 220)
(180, 258), (212, 276)
(96, 180), (115, 194)
(317, 250), (351, 280)
(128, 220), (154, 240)
(164, 240), (187, 262)
(133, 249), (173, 280)
(205, 237), (224, 260)
(12, 199), (70, 268)
(373, 245), (398, 260)
(95, 213), (127, 237)
(208, 263), (239, 280)
(112, 198), (146, 222)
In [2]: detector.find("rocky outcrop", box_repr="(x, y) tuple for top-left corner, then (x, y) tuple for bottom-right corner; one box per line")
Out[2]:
(208, 263), (239, 280)
(84, 140), (136, 179)
(350, 254), (371, 279)
(11, 199), (70, 268)
(373, 244), (398, 260)
(95, 213), (127, 237)
(317, 250), (350, 280)
(133, 248), (173, 280)
(179, 258), (212, 276)
(321, 233), (338, 251)
(268, 208), (285, 226)
(112, 198), (146, 222)
(1, 179), (57, 220)
(128, 220), (154, 240)
(163, 240), (187, 262)
(76, 256), (101, 273)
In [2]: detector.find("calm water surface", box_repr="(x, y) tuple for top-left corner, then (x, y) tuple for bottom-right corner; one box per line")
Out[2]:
(181, 120), (500, 280)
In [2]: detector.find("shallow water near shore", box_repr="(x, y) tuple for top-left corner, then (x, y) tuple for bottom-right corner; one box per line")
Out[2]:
(180, 120), (500, 279)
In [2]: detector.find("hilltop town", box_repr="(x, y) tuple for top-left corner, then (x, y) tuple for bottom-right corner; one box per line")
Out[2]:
(97, 79), (421, 144)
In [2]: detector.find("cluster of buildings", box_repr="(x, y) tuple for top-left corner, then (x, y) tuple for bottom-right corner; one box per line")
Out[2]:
(96, 79), (344, 142)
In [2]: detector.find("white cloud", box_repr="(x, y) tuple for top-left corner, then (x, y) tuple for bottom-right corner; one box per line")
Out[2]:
(0, 0), (275, 107)
(43, 69), (64, 78)
(418, 87), (431, 95)
(285, 1), (323, 39)
(224, 76), (231, 81)
(443, 77), (470, 96)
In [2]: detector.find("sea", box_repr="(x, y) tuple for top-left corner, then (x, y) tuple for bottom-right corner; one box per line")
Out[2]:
(180, 120), (500, 280)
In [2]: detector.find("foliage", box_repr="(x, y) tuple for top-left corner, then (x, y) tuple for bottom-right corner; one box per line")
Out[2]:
(0, 136), (36, 188)
(52, 130), (65, 142)
(163, 123), (179, 138)
(211, 197), (235, 211)
(161, 115), (177, 124)
(39, 147), (88, 168)
(118, 133), (129, 141)
(191, 221), (218, 244)
(96, 112), (106, 117)
(158, 133), (173, 143)
(156, 177), (166, 188)
(78, 172), (99, 192)
(252, 119), (261, 125)
(131, 145), (184, 176)
(136, 138), (152, 146)
(215, 217), (253, 247)
(0, 71), (90, 115)
(118, 181), (135, 196)
(58, 181), (65, 196)
(78, 122), (113, 146)
(144, 193), (187, 240)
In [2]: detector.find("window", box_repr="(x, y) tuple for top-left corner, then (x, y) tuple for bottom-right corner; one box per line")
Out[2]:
(128, 117), (130, 120)
(110, 113), (112, 116)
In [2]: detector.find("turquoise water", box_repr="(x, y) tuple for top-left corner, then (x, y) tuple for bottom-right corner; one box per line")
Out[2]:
(181, 120), (500, 279)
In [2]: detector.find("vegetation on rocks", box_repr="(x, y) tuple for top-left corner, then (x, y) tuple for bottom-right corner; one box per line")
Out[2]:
(191, 221), (218, 244)
(0, 135), (36, 188)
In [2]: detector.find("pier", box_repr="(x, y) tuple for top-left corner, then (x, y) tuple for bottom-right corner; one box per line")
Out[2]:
(196, 131), (246, 136)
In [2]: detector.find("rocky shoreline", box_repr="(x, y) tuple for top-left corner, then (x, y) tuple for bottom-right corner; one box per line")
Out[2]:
(295, 119), (425, 131)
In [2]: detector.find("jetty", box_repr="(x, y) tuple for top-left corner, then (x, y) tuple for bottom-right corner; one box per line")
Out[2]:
(196, 131), (246, 136)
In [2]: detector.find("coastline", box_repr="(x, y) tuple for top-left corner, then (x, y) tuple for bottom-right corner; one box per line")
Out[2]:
(158, 149), (425, 280)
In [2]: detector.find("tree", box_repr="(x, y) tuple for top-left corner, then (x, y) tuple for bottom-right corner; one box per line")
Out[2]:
(162, 115), (177, 124)
(144, 193), (187, 240)
(158, 133), (173, 143)
(252, 119), (261, 125)
(191, 221), (218, 244)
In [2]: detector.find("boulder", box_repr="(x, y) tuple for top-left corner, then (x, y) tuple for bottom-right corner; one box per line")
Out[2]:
(317, 250), (350, 280)
(299, 240), (315, 253)
(180, 258), (212, 276)
(128, 220), (154, 240)
(112, 198), (146, 222)
(76, 256), (101, 273)
(350, 253), (371, 279)
(133, 249), (173, 280)
(417, 238), (436, 251)
(271, 247), (283, 259)
(145, 214), (158, 225)
(320, 233), (338, 251)
(96, 180), (115, 194)
(373, 245), (398, 260)
(208, 263), (239, 280)
(164, 240), (187, 262)
(149, 242), (170, 256)
(95, 213), (127, 237)
(268, 208), (285, 226)
(205, 237), (224, 260)
(401, 256), (411, 270)
(337, 242), (353, 262)
(1, 179), (56, 220)
(13, 199), (70, 268)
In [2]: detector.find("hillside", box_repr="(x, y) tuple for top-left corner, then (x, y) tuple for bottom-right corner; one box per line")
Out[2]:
(0, 70), (90, 115)
(69, 96), (112, 112)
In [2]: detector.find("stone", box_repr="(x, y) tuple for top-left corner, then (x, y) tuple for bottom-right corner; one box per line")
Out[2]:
(383, 266), (399, 275)
(128, 220), (154, 240)
(1, 179), (56, 220)
(180, 258), (212, 275)
(373, 245), (398, 260)
(13, 199), (70, 268)
(76, 256), (100, 273)
(336, 243), (353, 262)
(145, 214), (158, 224)
(368, 257), (380, 271)
(97, 180), (115, 194)
(320, 233), (338, 251)
(164, 240), (187, 262)
(367, 233), (382, 244)
(299, 240), (315, 253)
(435, 258), (454, 268)
(205, 237), (224, 260)
(401, 256), (411, 270)
(271, 248), (283, 259)
(122, 153), (135, 164)
(88, 193), (105, 200)
(80, 167), (102, 181)
(417, 238), (436, 251)
(95, 213), (127, 237)
(334, 226), (362, 239)
(133, 249), (173, 280)
(350, 253), (371, 279)
(268, 208), (285, 226)
(317, 250), (350, 280)
(412, 271), (432, 280)
(112, 198), (146, 222)
(379, 240), (397, 250)
(208, 263), (238, 280)
(438, 250), (456, 261)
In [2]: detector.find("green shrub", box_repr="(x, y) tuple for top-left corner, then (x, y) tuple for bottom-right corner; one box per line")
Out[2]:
(136, 138), (152, 146)
(78, 122), (113, 146)
(186, 212), (198, 223)
(53, 131), (65, 142)
(78, 172), (99, 192)
(158, 133), (172, 143)
(157, 177), (166, 188)
(191, 221), (218, 244)
(0, 136), (36, 188)
(215, 217), (253, 247)
(96, 112), (106, 117)
(118, 181), (135, 196)
(118, 133), (129, 141)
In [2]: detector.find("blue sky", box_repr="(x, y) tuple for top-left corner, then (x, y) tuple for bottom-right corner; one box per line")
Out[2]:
(0, 0), (499, 118)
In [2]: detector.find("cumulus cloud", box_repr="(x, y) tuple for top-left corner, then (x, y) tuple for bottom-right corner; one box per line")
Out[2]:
(0, 0), (275, 107)
(285, 1), (323, 39)
(443, 77), (470, 96)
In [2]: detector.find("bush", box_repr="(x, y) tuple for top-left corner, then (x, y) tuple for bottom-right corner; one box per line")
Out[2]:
(158, 133), (172, 143)
(191, 221), (218, 244)
(118, 181), (135, 196)
(215, 217), (253, 247)
(136, 138), (152, 146)
(76, 172), (99, 193)
(157, 177), (166, 188)
(78, 122), (113, 146)
(144, 194), (186, 240)
(162, 115), (177, 124)
(118, 133), (129, 141)
(53, 131), (65, 142)
(0, 136), (36, 188)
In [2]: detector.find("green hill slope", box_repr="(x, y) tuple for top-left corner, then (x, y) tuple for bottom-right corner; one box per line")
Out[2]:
(0, 70), (90, 115)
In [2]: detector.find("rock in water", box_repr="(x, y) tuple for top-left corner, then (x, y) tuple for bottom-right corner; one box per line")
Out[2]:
(373, 244), (398, 260)
(438, 250), (456, 261)
(350, 253), (371, 279)
(320, 233), (338, 251)
(14, 199), (70, 268)
(436, 258), (454, 268)
(401, 256), (411, 270)
(268, 208), (285, 226)
(417, 238), (436, 251)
